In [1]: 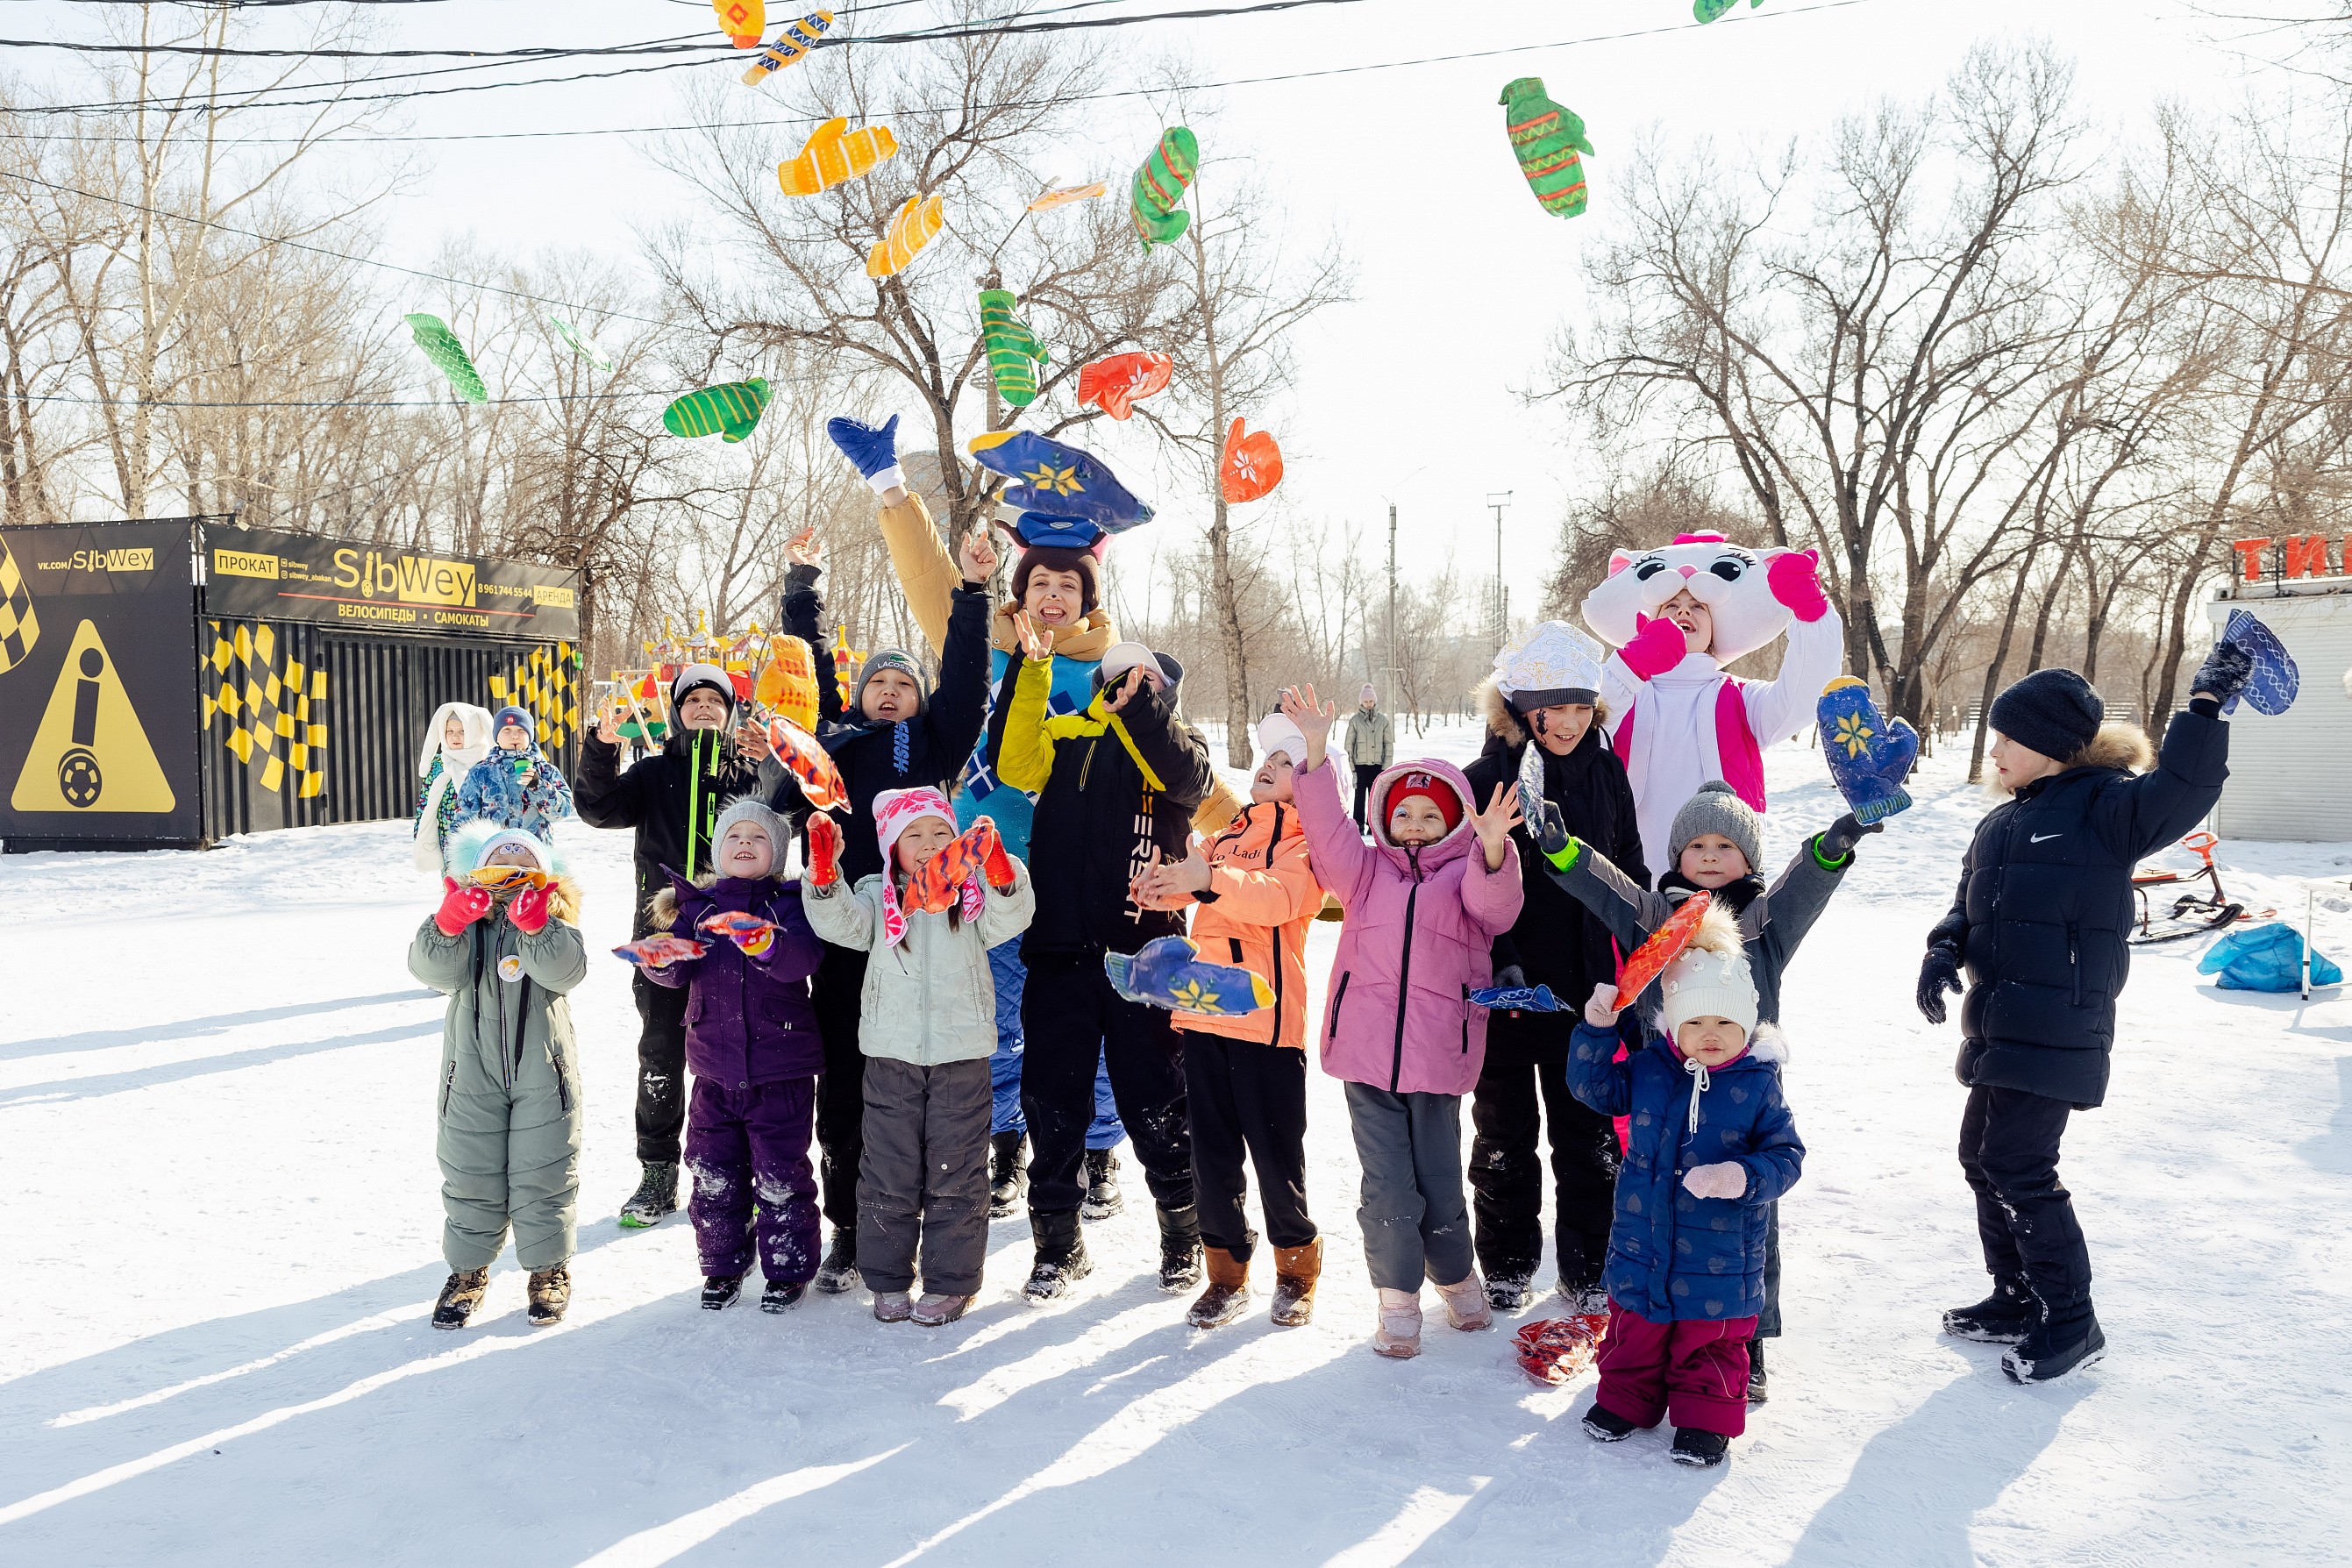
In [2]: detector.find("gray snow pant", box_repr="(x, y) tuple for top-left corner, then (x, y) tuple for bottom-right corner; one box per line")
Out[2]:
(857, 1057), (993, 1295)
(1343, 1081), (1474, 1293)
(438, 1025), (583, 1272)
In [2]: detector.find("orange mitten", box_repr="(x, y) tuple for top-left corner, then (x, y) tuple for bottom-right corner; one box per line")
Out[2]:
(971, 817), (1016, 888)
(754, 635), (821, 731)
(806, 812), (843, 887)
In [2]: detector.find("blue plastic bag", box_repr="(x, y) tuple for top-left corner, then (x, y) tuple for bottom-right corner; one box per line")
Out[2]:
(2197, 923), (2341, 992)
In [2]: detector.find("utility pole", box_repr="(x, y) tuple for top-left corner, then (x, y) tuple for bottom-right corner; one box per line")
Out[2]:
(1386, 502), (1398, 702)
(1486, 491), (1513, 642)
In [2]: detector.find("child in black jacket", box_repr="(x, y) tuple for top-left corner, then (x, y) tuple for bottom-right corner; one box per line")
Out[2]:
(1919, 645), (2245, 1383)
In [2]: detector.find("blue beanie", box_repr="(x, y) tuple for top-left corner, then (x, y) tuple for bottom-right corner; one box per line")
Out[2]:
(1989, 669), (2102, 762)
(492, 705), (535, 742)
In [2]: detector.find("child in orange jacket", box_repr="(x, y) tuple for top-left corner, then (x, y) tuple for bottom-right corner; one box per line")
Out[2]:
(1132, 712), (1327, 1330)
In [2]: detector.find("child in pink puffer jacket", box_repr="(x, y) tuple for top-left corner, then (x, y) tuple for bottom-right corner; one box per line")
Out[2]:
(1285, 685), (1525, 1360)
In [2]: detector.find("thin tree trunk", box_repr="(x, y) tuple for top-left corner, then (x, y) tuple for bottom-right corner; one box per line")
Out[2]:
(1970, 542), (2043, 783)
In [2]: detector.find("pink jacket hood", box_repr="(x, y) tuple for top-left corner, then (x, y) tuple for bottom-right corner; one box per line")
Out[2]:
(1296, 755), (1523, 1096)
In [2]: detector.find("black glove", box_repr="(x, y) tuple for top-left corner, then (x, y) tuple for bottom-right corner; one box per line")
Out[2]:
(1916, 943), (1962, 1025)
(1536, 801), (1569, 859)
(1818, 811), (1883, 862)
(2190, 640), (2253, 707)
(1493, 965), (1527, 989)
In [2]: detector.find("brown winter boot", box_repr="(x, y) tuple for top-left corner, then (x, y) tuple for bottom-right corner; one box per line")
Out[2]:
(431, 1268), (489, 1330)
(1270, 1237), (1323, 1328)
(1186, 1246), (1252, 1329)
(526, 1265), (572, 1327)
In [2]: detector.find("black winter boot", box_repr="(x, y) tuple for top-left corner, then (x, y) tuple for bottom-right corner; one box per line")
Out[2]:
(1484, 1270), (1533, 1312)
(2004, 1304), (2105, 1384)
(1671, 1428), (1730, 1467)
(761, 1279), (806, 1314)
(815, 1229), (859, 1294)
(1081, 1148), (1124, 1221)
(1944, 1276), (2038, 1343)
(1156, 1204), (1203, 1294)
(1582, 1404), (1639, 1442)
(1744, 1338), (1767, 1404)
(1023, 1209), (1092, 1305)
(989, 1131), (1028, 1219)
(702, 1274), (745, 1311)
(432, 1268), (489, 1330)
(619, 1161), (680, 1229)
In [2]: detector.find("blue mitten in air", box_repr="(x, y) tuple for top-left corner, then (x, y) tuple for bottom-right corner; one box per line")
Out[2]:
(1818, 676), (1919, 826)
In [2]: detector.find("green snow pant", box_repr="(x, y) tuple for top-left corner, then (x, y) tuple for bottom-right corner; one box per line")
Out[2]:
(438, 1026), (582, 1272)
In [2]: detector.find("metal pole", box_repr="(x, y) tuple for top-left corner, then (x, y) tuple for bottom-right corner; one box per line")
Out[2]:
(1386, 502), (1397, 702)
(1485, 491), (1513, 641)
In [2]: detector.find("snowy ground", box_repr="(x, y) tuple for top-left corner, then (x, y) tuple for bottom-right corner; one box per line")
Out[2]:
(4, 724), (2350, 1566)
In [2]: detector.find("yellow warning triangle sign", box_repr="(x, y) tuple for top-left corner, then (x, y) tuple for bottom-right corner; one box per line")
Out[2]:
(10, 618), (175, 814)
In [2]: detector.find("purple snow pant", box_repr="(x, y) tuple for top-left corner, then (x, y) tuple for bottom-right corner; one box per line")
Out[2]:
(684, 1075), (821, 1284)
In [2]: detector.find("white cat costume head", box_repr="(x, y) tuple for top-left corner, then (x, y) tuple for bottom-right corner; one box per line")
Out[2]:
(1581, 533), (1819, 663)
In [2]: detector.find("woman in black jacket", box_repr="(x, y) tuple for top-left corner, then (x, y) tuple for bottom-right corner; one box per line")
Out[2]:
(1461, 648), (1646, 1314)
(1920, 647), (2245, 1384)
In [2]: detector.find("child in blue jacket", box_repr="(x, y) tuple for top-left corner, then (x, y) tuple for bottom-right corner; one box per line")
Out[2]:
(1569, 907), (1802, 1468)
(458, 703), (574, 842)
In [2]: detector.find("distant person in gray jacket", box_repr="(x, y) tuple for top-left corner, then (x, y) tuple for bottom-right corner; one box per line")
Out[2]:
(1344, 685), (1395, 828)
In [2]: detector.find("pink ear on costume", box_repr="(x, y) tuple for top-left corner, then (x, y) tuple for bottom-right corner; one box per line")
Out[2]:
(1802, 547), (1820, 565)
(1606, 550), (1635, 577)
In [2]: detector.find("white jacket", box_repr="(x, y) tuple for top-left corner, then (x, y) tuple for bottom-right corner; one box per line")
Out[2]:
(801, 859), (1036, 1066)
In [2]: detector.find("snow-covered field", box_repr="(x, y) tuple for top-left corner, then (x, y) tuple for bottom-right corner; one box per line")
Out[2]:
(4, 724), (2350, 1566)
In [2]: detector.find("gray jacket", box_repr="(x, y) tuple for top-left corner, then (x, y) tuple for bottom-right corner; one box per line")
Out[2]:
(1344, 707), (1394, 769)
(801, 859), (1036, 1066)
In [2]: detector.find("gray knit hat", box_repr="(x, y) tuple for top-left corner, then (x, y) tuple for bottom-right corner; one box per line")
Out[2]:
(853, 648), (928, 716)
(712, 796), (792, 870)
(1669, 780), (1763, 873)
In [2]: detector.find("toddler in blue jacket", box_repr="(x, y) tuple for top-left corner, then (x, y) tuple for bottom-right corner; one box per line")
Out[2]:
(1569, 907), (1802, 1467)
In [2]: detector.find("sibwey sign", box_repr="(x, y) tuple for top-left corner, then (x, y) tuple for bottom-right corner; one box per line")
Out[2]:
(202, 523), (581, 640)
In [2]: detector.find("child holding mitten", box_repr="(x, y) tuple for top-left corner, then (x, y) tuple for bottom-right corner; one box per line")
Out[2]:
(1571, 913), (1802, 1468)
(409, 823), (588, 1331)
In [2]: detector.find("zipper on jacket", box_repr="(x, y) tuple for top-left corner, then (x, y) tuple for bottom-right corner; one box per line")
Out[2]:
(1460, 984), (1470, 1054)
(1267, 803), (1288, 1048)
(1329, 972), (1351, 1039)
(551, 1041), (573, 1115)
(441, 1058), (457, 1117)
(1389, 847), (1423, 1092)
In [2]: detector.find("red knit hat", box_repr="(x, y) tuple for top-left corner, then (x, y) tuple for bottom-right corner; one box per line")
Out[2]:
(1385, 771), (1463, 836)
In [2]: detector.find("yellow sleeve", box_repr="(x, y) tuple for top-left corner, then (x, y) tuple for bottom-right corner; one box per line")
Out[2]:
(994, 655), (1058, 793)
(878, 491), (959, 657)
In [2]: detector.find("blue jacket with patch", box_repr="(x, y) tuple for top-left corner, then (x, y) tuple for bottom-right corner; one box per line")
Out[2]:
(1568, 1019), (1803, 1323)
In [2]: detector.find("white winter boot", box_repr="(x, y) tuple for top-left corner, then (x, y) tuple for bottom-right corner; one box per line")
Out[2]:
(1372, 1287), (1424, 1359)
(1436, 1272), (1494, 1332)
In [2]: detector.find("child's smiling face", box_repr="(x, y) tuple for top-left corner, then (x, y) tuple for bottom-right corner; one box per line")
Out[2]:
(1657, 588), (1714, 655)
(1388, 796), (1450, 846)
(894, 815), (954, 875)
(719, 820), (774, 879)
(444, 715), (468, 749)
(1677, 1015), (1748, 1068)
(1251, 751), (1296, 804)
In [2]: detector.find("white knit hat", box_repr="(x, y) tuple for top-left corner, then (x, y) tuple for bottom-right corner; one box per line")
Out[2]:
(1254, 712), (1308, 766)
(1660, 943), (1759, 1038)
(1493, 620), (1605, 711)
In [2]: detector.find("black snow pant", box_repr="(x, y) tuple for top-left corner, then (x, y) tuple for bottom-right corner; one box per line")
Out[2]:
(1020, 951), (1194, 1219)
(632, 972), (689, 1164)
(814, 942), (869, 1230)
(1352, 765), (1380, 830)
(1468, 1016), (1618, 1292)
(1181, 1032), (1315, 1263)
(858, 1058), (992, 1296)
(1958, 1083), (2092, 1319)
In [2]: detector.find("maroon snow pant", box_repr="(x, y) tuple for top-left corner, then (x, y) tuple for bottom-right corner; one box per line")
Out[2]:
(1594, 1305), (1757, 1437)
(684, 1076), (821, 1284)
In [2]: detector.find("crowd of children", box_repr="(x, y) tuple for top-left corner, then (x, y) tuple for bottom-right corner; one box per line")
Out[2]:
(403, 425), (2256, 1468)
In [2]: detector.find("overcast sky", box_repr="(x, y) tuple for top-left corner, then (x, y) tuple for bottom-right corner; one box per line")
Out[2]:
(11, 0), (2320, 609)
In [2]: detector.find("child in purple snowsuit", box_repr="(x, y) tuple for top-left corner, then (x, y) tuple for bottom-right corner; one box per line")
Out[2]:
(638, 797), (826, 1313)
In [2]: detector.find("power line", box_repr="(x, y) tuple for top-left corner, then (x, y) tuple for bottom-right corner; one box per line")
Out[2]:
(0, 32), (722, 59)
(13, 389), (659, 408)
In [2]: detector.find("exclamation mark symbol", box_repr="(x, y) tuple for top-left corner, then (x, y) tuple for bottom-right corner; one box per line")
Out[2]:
(73, 647), (101, 745)
(58, 645), (104, 808)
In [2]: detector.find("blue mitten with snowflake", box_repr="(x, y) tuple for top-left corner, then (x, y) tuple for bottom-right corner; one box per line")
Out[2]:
(1817, 676), (1919, 826)
(827, 413), (904, 495)
(968, 429), (1154, 531)
(1104, 936), (1271, 1016)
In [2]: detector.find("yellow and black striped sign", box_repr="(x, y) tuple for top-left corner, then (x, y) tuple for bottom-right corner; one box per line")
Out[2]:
(488, 640), (581, 751)
(202, 620), (327, 799)
(0, 532), (38, 674)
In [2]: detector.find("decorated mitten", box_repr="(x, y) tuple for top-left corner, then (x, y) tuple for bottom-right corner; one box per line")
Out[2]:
(664, 380), (772, 443)
(1618, 616), (1689, 681)
(712, 0), (764, 47)
(754, 634), (822, 731)
(1077, 352), (1172, 420)
(1693, 0), (1765, 22)
(1765, 547), (1830, 622)
(806, 812), (842, 888)
(1468, 982), (1564, 1012)
(1817, 676), (1919, 826)
(404, 314), (488, 404)
(826, 413), (904, 494)
(507, 885), (552, 934)
(745, 14), (835, 87)
(1104, 936), (1272, 1016)
(966, 429), (1154, 531)
(1515, 1315), (1609, 1386)
(904, 830), (980, 915)
(866, 192), (945, 279)
(1218, 418), (1283, 504)
(764, 716), (848, 811)
(1500, 78), (1593, 218)
(435, 878), (494, 937)
(698, 909), (778, 956)
(1614, 891), (1714, 1002)
(2220, 609), (2296, 715)
(777, 113), (895, 196)
(979, 289), (1048, 409)
(613, 936), (708, 968)
(1130, 126), (1198, 249)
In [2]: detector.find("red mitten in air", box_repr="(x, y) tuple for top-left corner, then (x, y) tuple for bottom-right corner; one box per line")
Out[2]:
(972, 817), (1016, 890)
(1619, 615), (1690, 681)
(1765, 547), (1829, 623)
(807, 812), (842, 888)
(507, 885), (552, 934)
(435, 878), (494, 937)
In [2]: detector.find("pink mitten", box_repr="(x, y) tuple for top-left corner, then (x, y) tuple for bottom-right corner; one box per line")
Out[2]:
(1619, 615), (1689, 681)
(1766, 548), (1829, 624)
(506, 885), (552, 934)
(1681, 1161), (1748, 1201)
(435, 878), (494, 937)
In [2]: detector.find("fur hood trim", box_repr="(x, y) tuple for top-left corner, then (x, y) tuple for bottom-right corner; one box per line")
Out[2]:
(1473, 674), (1608, 750)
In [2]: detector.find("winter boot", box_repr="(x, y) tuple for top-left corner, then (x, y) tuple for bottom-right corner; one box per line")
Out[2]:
(815, 1229), (860, 1294)
(1371, 1287), (1423, 1359)
(526, 1265), (571, 1327)
(913, 1293), (976, 1327)
(761, 1279), (806, 1314)
(702, 1274), (745, 1311)
(1186, 1246), (1252, 1329)
(1023, 1209), (1093, 1305)
(1485, 1270), (1533, 1313)
(2003, 1304), (2106, 1384)
(1582, 1404), (1640, 1442)
(619, 1161), (680, 1229)
(873, 1290), (914, 1323)
(1081, 1148), (1124, 1221)
(431, 1268), (489, 1330)
(1558, 1279), (1612, 1316)
(1270, 1237), (1322, 1328)
(1944, 1276), (2038, 1344)
(1744, 1337), (1768, 1404)
(1671, 1428), (1730, 1467)
(1435, 1272), (1494, 1331)
(1157, 1204), (1203, 1294)
(988, 1131), (1028, 1219)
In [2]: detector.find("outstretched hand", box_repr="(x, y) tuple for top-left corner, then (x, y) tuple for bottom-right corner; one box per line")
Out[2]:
(1132, 835), (1212, 909)
(1584, 981), (1622, 1028)
(1279, 683), (1336, 770)
(1011, 609), (1054, 664)
(1472, 780), (1525, 871)
(957, 524), (999, 587)
(1104, 666), (1152, 713)
(786, 525), (823, 571)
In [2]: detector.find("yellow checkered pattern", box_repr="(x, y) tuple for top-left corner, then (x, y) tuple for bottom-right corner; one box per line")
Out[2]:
(488, 641), (581, 750)
(201, 620), (327, 798)
(0, 534), (38, 674)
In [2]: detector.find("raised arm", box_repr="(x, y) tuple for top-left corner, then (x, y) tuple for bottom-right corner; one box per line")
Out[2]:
(2089, 706), (2229, 865)
(572, 732), (648, 830)
(802, 875), (880, 953)
(923, 578), (994, 783)
(992, 639), (1058, 795)
(1566, 1015), (1635, 1117)
(1112, 681), (1213, 814)
(1742, 599), (1847, 748)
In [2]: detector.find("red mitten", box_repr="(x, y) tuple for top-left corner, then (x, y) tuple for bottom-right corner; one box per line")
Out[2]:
(507, 884), (552, 934)
(972, 817), (1016, 889)
(435, 878), (494, 937)
(1619, 615), (1689, 681)
(1766, 548), (1829, 624)
(806, 812), (842, 887)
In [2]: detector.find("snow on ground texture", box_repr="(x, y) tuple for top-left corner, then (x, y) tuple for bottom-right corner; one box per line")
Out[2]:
(3, 725), (2348, 1566)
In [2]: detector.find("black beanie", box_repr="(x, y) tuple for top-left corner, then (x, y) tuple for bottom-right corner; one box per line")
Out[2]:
(1011, 545), (1100, 616)
(1989, 668), (2103, 762)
